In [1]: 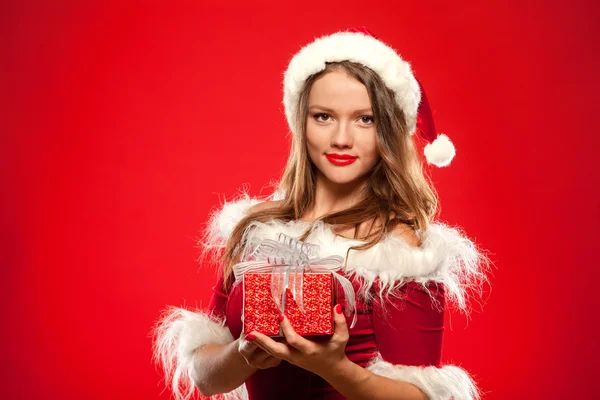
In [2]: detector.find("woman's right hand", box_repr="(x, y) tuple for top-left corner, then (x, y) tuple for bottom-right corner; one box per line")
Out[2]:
(237, 334), (282, 370)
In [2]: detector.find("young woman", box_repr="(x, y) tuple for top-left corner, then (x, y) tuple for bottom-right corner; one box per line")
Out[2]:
(154, 28), (488, 400)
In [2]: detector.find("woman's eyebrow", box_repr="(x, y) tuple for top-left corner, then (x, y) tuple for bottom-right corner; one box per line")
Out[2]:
(308, 105), (373, 114)
(309, 105), (335, 112)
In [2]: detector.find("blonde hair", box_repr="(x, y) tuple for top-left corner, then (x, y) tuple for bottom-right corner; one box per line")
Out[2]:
(218, 61), (439, 284)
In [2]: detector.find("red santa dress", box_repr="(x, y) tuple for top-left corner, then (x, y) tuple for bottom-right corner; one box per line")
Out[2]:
(154, 197), (488, 400)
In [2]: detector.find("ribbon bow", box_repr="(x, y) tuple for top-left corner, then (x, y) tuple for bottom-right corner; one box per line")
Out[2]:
(233, 233), (357, 329)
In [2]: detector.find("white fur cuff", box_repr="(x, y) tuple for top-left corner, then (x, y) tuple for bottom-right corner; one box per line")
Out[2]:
(366, 354), (481, 400)
(152, 306), (242, 400)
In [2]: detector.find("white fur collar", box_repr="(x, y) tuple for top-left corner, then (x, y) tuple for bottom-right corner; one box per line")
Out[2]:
(202, 196), (488, 313)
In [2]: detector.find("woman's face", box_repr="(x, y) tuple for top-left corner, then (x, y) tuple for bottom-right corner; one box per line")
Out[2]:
(306, 69), (379, 187)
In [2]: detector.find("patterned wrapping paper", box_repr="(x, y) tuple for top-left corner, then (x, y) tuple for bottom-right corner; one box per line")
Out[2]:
(243, 272), (334, 337)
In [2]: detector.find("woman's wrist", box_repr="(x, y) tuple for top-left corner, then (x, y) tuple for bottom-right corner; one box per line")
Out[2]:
(316, 356), (370, 390)
(231, 338), (259, 373)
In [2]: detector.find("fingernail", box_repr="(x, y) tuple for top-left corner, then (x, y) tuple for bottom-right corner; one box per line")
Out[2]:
(246, 333), (256, 341)
(335, 304), (342, 314)
(278, 314), (285, 322)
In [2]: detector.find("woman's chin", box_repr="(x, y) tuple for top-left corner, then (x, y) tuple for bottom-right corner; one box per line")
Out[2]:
(322, 173), (363, 186)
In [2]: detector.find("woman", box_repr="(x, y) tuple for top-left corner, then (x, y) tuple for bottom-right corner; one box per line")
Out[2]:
(154, 28), (488, 400)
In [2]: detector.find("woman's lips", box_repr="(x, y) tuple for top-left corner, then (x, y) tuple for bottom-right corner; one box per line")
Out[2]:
(325, 153), (358, 166)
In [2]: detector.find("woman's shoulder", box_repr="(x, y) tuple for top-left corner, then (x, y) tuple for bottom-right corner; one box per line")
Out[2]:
(385, 222), (420, 248)
(336, 219), (489, 313)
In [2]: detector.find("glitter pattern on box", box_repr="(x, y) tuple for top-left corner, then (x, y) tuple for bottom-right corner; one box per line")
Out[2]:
(243, 272), (333, 336)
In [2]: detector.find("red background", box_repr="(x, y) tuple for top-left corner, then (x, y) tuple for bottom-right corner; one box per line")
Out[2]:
(2, 1), (599, 399)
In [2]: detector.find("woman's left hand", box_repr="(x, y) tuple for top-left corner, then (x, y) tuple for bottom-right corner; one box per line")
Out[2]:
(247, 304), (349, 376)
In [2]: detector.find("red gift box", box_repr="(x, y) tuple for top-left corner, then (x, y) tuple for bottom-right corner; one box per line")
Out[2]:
(243, 272), (334, 337)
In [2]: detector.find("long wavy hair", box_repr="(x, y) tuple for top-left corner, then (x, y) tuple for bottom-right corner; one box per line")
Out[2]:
(216, 61), (439, 284)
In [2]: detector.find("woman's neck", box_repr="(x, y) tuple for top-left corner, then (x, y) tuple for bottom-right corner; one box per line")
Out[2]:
(302, 172), (368, 222)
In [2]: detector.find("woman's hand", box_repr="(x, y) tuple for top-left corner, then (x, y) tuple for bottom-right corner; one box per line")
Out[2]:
(247, 304), (349, 376)
(237, 334), (283, 370)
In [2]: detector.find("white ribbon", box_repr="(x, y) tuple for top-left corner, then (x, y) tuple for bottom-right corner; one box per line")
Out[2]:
(233, 233), (357, 329)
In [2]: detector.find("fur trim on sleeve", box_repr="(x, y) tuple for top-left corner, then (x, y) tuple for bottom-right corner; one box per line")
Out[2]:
(344, 221), (490, 314)
(152, 306), (247, 400)
(366, 354), (481, 400)
(415, 223), (490, 314)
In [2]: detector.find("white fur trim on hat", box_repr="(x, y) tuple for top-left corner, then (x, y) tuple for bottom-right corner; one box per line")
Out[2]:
(152, 306), (248, 400)
(424, 134), (456, 167)
(366, 354), (481, 400)
(283, 31), (421, 136)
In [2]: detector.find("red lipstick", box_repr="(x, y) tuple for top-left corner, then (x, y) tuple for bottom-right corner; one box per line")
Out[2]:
(325, 153), (358, 166)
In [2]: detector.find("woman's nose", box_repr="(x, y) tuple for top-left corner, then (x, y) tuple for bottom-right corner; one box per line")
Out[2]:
(331, 122), (353, 148)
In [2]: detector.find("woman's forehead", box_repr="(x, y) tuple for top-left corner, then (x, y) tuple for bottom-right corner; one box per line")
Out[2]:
(308, 70), (371, 111)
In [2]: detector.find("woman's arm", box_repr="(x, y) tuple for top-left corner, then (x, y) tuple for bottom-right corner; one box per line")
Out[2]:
(191, 340), (256, 396)
(313, 281), (443, 400)
(317, 357), (427, 400)
(155, 272), (279, 400)
(188, 273), (254, 396)
(192, 305), (282, 396)
(153, 304), (242, 400)
(358, 281), (479, 400)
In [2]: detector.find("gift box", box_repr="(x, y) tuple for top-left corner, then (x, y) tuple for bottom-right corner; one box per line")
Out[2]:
(232, 233), (356, 337)
(243, 272), (334, 337)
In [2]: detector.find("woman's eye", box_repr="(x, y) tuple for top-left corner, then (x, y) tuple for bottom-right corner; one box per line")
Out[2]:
(314, 113), (331, 122)
(359, 116), (375, 125)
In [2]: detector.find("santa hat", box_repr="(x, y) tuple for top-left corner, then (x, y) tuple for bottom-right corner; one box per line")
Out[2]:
(283, 26), (456, 167)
